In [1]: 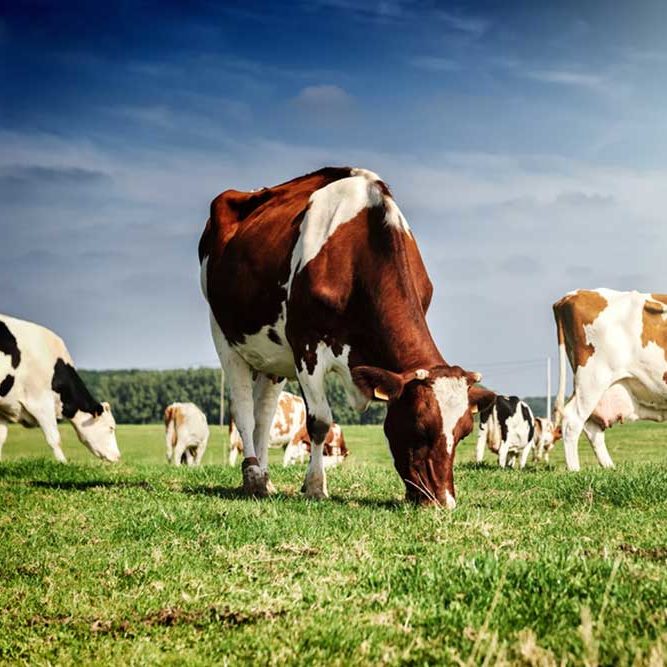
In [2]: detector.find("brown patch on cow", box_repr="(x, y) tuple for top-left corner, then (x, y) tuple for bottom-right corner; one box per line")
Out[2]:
(275, 393), (297, 437)
(553, 290), (608, 370)
(642, 299), (667, 372)
(651, 294), (667, 305)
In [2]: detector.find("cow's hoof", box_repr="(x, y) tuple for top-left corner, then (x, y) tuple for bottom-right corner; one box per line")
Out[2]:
(301, 475), (328, 500)
(242, 458), (268, 497)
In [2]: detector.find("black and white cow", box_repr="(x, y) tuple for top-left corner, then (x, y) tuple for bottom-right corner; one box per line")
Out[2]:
(0, 314), (120, 462)
(475, 396), (537, 469)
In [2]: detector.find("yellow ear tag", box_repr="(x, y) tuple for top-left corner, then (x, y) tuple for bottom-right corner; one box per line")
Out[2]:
(471, 404), (479, 414)
(374, 388), (389, 401)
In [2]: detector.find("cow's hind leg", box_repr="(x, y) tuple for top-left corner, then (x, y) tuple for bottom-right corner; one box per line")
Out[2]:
(583, 420), (614, 469)
(297, 372), (332, 500)
(0, 420), (8, 460)
(210, 315), (264, 495)
(252, 374), (286, 493)
(194, 438), (207, 466)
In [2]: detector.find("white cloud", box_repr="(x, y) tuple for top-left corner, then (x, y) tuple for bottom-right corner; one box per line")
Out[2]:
(293, 84), (354, 111)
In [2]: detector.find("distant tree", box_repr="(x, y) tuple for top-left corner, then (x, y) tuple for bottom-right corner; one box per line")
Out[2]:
(79, 368), (387, 425)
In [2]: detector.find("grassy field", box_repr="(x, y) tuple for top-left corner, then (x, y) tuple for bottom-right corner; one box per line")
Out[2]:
(2, 421), (667, 665)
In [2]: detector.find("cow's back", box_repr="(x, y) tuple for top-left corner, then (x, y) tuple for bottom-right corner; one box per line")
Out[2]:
(0, 314), (71, 415)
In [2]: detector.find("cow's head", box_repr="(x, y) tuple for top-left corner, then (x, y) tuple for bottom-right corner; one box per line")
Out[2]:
(352, 365), (495, 507)
(71, 402), (121, 462)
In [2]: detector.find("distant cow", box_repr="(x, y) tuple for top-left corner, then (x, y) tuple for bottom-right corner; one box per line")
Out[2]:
(229, 391), (348, 467)
(284, 423), (348, 468)
(554, 288), (667, 470)
(164, 402), (209, 466)
(476, 396), (537, 468)
(199, 167), (494, 505)
(532, 417), (562, 463)
(0, 314), (120, 462)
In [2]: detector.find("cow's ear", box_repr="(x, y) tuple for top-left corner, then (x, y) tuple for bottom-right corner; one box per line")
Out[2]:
(468, 386), (495, 414)
(351, 366), (406, 402)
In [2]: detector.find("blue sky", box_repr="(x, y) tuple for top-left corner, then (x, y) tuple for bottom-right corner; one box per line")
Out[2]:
(2, 1), (667, 396)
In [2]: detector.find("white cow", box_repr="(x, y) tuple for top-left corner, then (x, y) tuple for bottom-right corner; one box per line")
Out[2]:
(554, 288), (667, 470)
(532, 417), (561, 463)
(0, 314), (120, 462)
(164, 402), (209, 466)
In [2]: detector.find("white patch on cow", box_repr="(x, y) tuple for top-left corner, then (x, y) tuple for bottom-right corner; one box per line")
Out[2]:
(432, 376), (469, 454)
(444, 490), (456, 509)
(288, 171), (410, 294)
(232, 319), (295, 379)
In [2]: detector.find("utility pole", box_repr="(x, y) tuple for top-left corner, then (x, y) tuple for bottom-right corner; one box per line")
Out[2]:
(546, 356), (552, 419)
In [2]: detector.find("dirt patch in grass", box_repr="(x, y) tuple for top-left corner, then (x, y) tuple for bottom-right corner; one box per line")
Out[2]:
(26, 605), (286, 637)
(618, 543), (667, 561)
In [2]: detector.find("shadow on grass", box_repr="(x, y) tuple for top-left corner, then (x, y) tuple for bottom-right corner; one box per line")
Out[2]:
(29, 480), (156, 491)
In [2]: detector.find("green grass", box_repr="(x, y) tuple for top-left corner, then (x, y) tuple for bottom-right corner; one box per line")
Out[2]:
(1, 422), (667, 665)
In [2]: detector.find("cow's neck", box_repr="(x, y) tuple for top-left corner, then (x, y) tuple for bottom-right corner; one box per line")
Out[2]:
(369, 303), (444, 373)
(359, 237), (445, 373)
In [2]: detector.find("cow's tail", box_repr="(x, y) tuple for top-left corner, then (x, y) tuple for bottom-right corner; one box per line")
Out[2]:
(553, 305), (567, 427)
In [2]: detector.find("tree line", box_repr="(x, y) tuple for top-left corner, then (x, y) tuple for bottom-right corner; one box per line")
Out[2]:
(79, 368), (388, 425)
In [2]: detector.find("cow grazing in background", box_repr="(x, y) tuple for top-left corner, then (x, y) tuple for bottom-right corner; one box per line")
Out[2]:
(532, 417), (562, 463)
(476, 395), (537, 468)
(553, 288), (667, 471)
(0, 314), (120, 462)
(228, 391), (348, 467)
(284, 422), (348, 468)
(200, 166), (494, 506)
(164, 402), (209, 466)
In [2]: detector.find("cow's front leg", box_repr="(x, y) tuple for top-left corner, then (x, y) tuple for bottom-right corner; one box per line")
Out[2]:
(297, 371), (332, 500)
(252, 374), (286, 493)
(497, 440), (510, 468)
(30, 401), (66, 463)
(519, 442), (532, 469)
(475, 421), (487, 463)
(0, 420), (8, 460)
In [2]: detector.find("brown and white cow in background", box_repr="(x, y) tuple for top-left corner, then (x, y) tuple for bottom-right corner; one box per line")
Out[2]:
(199, 166), (494, 505)
(164, 402), (209, 466)
(228, 391), (348, 467)
(553, 288), (667, 470)
(532, 417), (561, 463)
(0, 314), (120, 462)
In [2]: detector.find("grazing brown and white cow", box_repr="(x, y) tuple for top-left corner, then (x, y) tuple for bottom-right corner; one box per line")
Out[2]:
(285, 422), (348, 468)
(228, 390), (348, 467)
(0, 314), (120, 462)
(164, 402), (209, 466)
(553, 288), (667, 470)
(199, 167), (494, 505)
